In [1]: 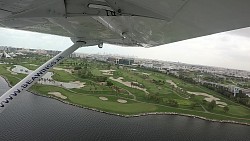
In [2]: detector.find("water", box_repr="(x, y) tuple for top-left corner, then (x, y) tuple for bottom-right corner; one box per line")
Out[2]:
(0, 76), (249, 141)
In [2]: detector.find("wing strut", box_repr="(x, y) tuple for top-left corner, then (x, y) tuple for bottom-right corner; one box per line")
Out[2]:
(0, 41), (87, 113)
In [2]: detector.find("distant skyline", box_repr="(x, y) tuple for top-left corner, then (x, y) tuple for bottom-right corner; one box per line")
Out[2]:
(0, 27), (250, 71)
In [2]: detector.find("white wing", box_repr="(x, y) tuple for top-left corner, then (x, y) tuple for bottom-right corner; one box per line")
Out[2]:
(1, 0), (250, 47)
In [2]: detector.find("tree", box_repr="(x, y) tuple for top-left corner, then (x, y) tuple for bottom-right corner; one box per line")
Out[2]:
(202, 99), (207, 104)
(107, 64), (111, 70)
(168, 99), (179, 107)
(208, 100), (216, 110)
(191, 102), (198, 109)
(106, 80), (113, 86)
(146, 93), (161, 103)
(223, 106), (229, 113)
(74, 66), (81, 70)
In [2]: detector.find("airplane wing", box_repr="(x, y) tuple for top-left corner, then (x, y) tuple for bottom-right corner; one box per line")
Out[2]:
(0, 0), (250, 47)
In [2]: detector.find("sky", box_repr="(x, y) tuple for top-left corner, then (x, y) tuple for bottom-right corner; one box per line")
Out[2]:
(0, 27), (250, 71)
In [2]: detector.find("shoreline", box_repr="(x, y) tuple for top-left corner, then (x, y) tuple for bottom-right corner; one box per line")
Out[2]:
(1, 75), (249, 126)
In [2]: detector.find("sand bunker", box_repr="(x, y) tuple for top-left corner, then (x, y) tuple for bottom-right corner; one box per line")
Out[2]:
(48, 92), (67, 99)
(69, 81), (86, 88)
(110, 77), (148, 94)
(53, 67), (72, 74)
(188, 91), (227, 107)
(38, 81), (86, 89)
(117, 99), (127, 103)
(7, 67), (17, 75)
(11, 65), (85, 89)
(99, 97), (108, 101)
(100, 70), (116, 75)
(166, 80), (180, 89)
(142, 72), (150, 76)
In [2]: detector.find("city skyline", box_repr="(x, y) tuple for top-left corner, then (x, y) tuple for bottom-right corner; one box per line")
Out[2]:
(1, 46), (250, 77)
(0, 27), (250, 71)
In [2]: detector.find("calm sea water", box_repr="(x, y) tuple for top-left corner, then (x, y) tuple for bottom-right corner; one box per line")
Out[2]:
(0, 76), (249, 141)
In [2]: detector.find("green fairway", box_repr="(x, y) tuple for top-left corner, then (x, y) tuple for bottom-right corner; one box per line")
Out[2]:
(52, 69), (77, 82)
(22, 64), (38, 70)
(31, 85), (158, 114)
(228, 105), (250, 117)
(0, 65), (25, 85)
(30, 85), (250, 123)
(91, 68), (103, 76)
(1, 58), (250, 124)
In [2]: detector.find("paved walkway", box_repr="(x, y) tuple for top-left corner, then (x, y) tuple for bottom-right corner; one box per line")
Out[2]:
(200, 104), (209, 113)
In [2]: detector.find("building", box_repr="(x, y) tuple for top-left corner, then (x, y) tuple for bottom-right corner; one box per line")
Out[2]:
(69, 53), (77, 58)
(242, 89), (250, 97)
(107, 57), (134, 65)
(153, 63), (163, 70)
(228, 85), (240, 97)
(0, 51), (11, 58)
(118, 58), (134, 65)
(107, 57), (117, 64)
(141, 63), (153, 68)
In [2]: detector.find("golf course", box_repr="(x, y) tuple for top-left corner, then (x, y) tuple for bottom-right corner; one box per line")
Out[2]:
(0, 55), (250, 124)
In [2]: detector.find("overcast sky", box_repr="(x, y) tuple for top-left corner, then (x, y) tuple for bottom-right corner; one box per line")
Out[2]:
(0, 27), (250, 71)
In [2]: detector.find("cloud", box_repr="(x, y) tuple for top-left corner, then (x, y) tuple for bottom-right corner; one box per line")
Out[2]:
(0, 27), (72, 50)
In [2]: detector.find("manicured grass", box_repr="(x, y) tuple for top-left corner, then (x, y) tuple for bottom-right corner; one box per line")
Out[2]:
(0, 64), (10, 73)
(30, 85), (250, 123)
(108, 66), (250, 117)
(228, 105), (250, 117)
(0, 64), (26, 85)
(173, 99), (193, 106)
(68, 94), (158, 114)
(51, 69), (77, 82)
(91, 68), (103, 76)
(155, 105), (250, 124)
(110, 79), (146, 98)
(31, 85), (158, 114)
(1, 61), (250, 124)
(22, 64), (38, 70)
